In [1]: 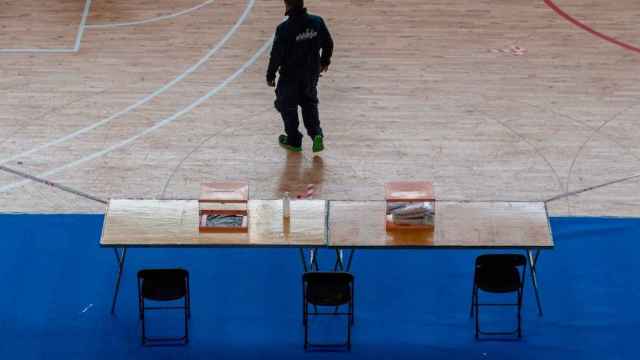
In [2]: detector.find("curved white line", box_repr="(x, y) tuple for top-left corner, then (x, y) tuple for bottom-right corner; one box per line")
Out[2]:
(0, 36), (274, 193)
(87, 0), (215, 29)
(0, 0), (255, 166)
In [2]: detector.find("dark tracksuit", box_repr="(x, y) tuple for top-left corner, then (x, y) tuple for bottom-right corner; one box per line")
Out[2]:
(266, 7), (334, 148)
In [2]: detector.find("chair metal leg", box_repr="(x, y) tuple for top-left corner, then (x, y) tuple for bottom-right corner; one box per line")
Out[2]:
(349, 302), (354, 327)
(351, 279), (355, 326)
(474, 288), (479, 339)
(517, 291), (522, 338)
(110, 247), (127, 315)
(346, 309), (352, 351)
(470, 283), (476, 318)
(141, 299), (147, 344)
(474, 286), (526, 338)
(303, 293), (308, 326)
(138, 278), (144, 320)
(140, 304), (189, 345)
(304, 301), (309, 350)
(186, 276), (191, 319)
(184, 298), (190, 344)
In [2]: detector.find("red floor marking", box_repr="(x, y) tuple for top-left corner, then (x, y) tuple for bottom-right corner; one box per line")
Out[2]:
(544, 0), (640, 54)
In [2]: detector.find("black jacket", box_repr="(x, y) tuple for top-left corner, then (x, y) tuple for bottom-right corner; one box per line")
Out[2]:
(266, 7), (333, 83)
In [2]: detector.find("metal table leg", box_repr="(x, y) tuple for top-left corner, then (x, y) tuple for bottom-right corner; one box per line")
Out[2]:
(110, 247), (127, 315)
(300, 248), (320, 272)
(346, 249), (356, 272)
(311, 248), (320, 271)
(527, 249), (543, 316)
(299, 248), (308, 272)
(330, 248), (355, 272)
(334, 249), (344, 271)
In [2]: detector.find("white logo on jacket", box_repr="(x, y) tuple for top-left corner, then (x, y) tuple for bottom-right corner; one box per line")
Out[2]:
(296, 28), (318, 42)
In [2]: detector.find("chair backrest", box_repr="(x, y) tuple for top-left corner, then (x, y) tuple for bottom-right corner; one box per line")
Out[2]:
(138, 269), (189, 301)
(476, 254), (526, 268)
(303, 272), (353, 306)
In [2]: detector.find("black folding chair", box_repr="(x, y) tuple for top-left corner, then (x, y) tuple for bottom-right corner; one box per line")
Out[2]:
(137, 269), (190, 346)
(470, 254), (526, 339)
(303, 272), (354, 350)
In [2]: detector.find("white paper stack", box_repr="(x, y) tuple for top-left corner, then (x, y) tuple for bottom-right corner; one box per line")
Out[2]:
(388, 202), (434, 225)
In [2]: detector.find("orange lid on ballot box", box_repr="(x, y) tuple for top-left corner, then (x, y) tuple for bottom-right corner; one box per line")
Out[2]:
(200, 182), (249, 203)
(384, 181), (434, 202)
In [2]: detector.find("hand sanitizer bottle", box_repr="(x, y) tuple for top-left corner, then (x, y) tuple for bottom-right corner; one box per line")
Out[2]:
(283, 192), (290, 218)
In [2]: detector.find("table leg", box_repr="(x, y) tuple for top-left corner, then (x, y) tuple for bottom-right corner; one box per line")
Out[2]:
(527, 249), (543, 316)
(299, 248), (308, 272)
(333, 249), (345, 271)
(110, 247), (127, 315)
(300, 248), (320, 272)
(311, 248), (320, 271)
(346, 249), (356, 272)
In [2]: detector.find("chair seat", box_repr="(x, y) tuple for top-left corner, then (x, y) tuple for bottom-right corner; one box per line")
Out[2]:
(476, 266), (521, 293)
(139, 269), (188, 301)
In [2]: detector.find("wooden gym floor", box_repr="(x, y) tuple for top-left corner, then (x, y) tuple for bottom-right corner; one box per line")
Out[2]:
(0, 0), (639, 216)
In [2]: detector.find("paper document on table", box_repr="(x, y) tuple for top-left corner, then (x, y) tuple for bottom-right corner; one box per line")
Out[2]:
(203, 215), (244, 227)
(389, 202), (434, 217)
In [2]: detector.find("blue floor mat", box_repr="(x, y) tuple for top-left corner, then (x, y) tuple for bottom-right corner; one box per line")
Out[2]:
(0, 214), (638, 359)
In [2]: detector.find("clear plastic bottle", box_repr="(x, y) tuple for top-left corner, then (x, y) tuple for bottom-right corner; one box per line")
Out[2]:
(283, 192), (290, 218)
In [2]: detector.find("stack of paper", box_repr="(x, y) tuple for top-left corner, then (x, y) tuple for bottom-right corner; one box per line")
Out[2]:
(388, 202), (434, 225)
(204, 215), (244, 227)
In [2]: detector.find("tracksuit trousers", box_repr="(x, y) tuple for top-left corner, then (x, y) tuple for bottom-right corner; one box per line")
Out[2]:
(275, 76), (323, 148)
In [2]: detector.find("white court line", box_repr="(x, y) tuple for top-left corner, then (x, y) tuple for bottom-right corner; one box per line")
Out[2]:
(87, 0), (216, 29)
(0, 0), (255, 166)
(0, 0), (91, 53)
(0, 35), (275, 193)
(0, 48), (76, 53)
(73, 0), (93, 51)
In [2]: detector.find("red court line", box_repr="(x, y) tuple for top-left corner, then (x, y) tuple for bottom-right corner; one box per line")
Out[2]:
(544, 0), (640, 54)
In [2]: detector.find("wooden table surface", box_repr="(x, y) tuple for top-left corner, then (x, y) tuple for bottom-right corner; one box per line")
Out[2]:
(101, 199), (553, 249)
(100, 199), (327, 247)
(329, 201), (553, 248)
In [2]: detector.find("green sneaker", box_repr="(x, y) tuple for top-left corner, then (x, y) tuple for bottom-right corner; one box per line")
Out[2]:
(312, 135), (324, 152)
(279, 135), (302, 152)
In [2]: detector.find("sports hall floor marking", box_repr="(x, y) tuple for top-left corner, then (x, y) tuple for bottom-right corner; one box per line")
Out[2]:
(544, 0), (640, 54)
(4, 1), (637, 209)
(158, 105), (273, 199)
(0, 164), (107, 204)
(0, 0), (92, 53)
(475, 107), (564, 195)
(546, 172), (640, 203)
(0, 34), (275, 194)
(73, 0), (93, 52)
(563, 104), (640, 210)
(0, 0), (256, 166)
(86, 0), (217, 29)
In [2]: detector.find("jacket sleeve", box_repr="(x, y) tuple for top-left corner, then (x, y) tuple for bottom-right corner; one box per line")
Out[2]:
(319, 18), (334, 67)
(266, 27), (285, 82)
